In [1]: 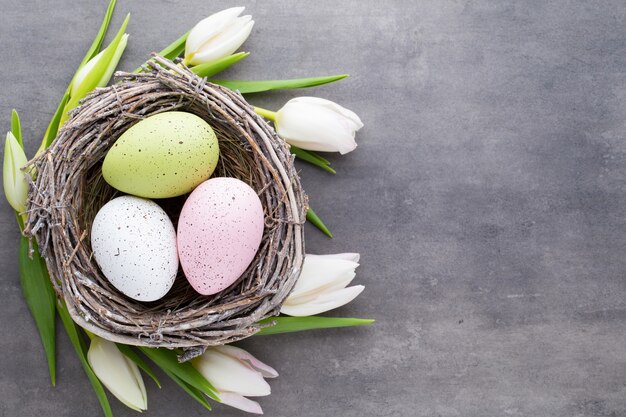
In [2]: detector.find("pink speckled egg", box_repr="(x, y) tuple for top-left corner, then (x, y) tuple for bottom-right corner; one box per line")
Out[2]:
(177, 177), (265, 295)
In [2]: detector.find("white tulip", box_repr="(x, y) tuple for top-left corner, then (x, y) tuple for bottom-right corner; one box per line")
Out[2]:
(185, 7), (254, 66)
(71, 33), (129, 98)
(87, 336), (147, 412)
(274, 97), (364, 154)
(281, 253), (364, 316)
(3, 132), (28, 213)
(193, 345), (277, 414)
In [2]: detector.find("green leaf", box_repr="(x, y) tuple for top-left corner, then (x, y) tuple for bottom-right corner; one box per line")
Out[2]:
(11, 109), (22, 148)
(116, 344), (161, 388)
(306, 207), (333, 238)
(162, 368), (212, 411)
(159, 30), (189, 61)
(255, 316), (374, 335)
(57, 301), (113, 417)
(139, 347), (220, 402)
(41, 91), (71, 151)
(80, 0), (118, 67)
(191, 52), (249, 79)
(291, 146), (336, 174)
(18, 237), (56, 386)
(40, 0), (118, 151)
(213, 74), (348, 94)
(60, 13), (130, 125)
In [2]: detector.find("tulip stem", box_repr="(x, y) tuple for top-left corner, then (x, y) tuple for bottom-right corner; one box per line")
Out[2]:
(253, 106), (277, 122)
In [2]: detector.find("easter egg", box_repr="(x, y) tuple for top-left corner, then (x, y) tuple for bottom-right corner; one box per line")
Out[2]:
(177, 178), (264, 295)
(90, 196), (178, 302)
(102, 111), (219, 198)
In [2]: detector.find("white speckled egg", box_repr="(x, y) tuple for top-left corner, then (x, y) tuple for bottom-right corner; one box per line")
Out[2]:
(177, 177), (264, 295)
(91, 196), (178, 302)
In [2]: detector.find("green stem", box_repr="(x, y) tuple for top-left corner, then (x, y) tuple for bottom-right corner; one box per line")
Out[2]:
(254, 106), (277, 122)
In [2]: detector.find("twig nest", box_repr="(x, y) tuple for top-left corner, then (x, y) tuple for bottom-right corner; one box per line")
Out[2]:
(24, 56), (306, 359)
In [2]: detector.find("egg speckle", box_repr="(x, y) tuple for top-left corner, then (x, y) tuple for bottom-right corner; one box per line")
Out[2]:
(177, 178), (264, 295)
(90, 196), (178, 302)
(102, 111), (219, 198)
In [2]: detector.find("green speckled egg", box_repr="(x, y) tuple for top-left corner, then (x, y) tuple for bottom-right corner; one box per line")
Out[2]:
(102, 112), (219, 198)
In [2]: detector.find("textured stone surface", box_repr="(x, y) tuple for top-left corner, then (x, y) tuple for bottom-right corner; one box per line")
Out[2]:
(1, 1), (626, 416)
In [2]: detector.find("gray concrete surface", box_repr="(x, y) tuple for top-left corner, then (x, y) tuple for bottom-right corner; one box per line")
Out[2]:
(1, 1), (626, 416)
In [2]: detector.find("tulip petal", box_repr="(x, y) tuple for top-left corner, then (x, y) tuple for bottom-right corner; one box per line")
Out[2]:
(215, 345), (278, 378)
(290, 97), (364, 130)
(281, 285), (365, 317)
(88, 338), (147, 411)
(73, 33), (128, 98)
(127, 355), (148, 401)
(71, 50), (103, 98)
(186, 7), (244, 53)
(193, 349), (271, 397)
(190, 17), (254, 66)
(285, 270), (355, 306)
(219, 392), (264, 414)
(275, 99), (360, 154)
(290, 256), (359, 296)
(308, 253), (360, 263)
(185, 7), (247, 63)
(3, 132), (28, 213)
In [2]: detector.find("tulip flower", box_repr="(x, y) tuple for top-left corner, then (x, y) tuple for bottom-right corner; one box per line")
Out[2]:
(3, 132), (28, 213)
(87, 336), (147, 412)
(273, 97), (364, 155)
(184, 7), (254, 66)
(193, 345), (277, 414)
(281, 253), (364, 316)
(71, 34), (129, 99)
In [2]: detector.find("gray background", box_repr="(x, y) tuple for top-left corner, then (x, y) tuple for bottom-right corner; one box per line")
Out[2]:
(1, 1), (625, 416)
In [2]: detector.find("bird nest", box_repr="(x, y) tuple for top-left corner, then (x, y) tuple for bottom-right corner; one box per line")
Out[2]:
(23, 56), (307, 360)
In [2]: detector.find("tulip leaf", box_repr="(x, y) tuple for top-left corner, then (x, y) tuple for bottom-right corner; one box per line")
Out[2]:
(41, 0), (117, 151)
(291, 146), (336, 174)
(18, 237), (56, 386)
(57, 301), (113, 417)
(306, 207), (333, 238)
(11, 109), (22, 148)
(191, 52), (249, 79)
(159, 30), (189, 61)
(42, 91), (71, 150)
(80, 0), (118, 67)
(255, 316), (375, 335)
(116, 344), (161, 388)
(139, 347), (220, 402)
(213, 74), (348, 94)
(162, 368), (213, 411)
(61, 13), (130, 125)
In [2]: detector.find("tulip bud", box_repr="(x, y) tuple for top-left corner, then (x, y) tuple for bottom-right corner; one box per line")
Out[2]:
(71, 33), (129, 99)
(274, 97), (364, 155)
(87, 336), (147, 412)
(185, 7), (254, 66)
(3, 132), (28, 213)
(281, 253), (364, 316)
(193, 345), (277, 414)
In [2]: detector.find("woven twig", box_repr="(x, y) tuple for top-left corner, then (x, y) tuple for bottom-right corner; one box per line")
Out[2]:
(23, 56), (307, 360)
